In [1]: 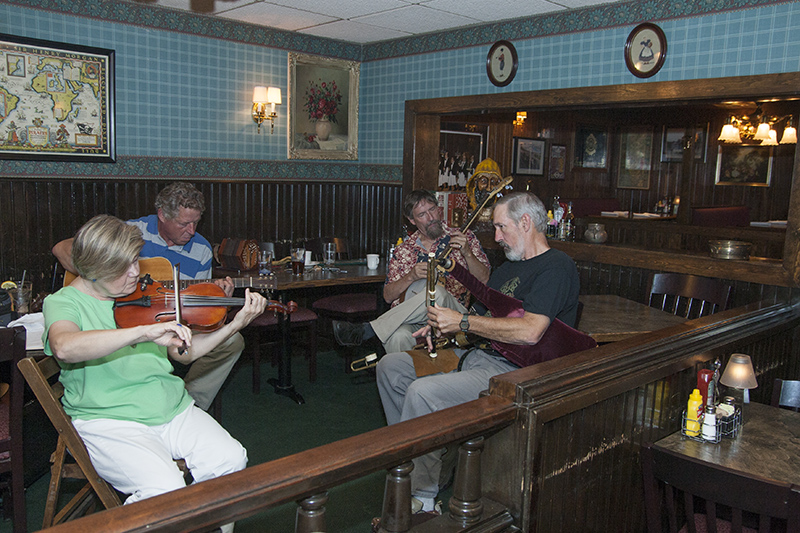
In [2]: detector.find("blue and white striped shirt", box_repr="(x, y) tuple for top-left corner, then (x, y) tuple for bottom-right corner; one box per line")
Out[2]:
(127, 215), (213, 280)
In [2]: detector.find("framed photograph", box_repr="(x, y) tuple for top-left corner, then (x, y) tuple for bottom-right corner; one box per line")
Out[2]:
(715, 145), (773, 187)
(693, 123), (709, 162)
(660, 125), (709, 162)
(660, 127), (684, 162)
(573, 125), (608, 169)
(438, 127), (485, 190)
(0, 33), (115, 162)
(624, 22), (667, 78)
(288, 52), (359, 160)
(617, 127), (654, 189)
(548, 144), (567, 180)
(512, 137), (545, 176)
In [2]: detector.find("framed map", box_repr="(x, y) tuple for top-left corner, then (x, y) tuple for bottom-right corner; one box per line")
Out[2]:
(0, 34), (115, 162)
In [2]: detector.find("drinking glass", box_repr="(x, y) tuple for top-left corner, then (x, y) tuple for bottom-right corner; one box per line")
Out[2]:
(7, 281), (32, 315)
(258, 249), (273, 276)
(323, 242), (337, 266)
(291, 247), (306, 275)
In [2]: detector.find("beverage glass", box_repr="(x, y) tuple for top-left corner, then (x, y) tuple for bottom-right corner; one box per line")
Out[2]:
(323, 242), (336, 266)
(291, 247), (306, 275)
(8, 281), (32, 315)
(258, 249), (273, 276)
(366, 254), (380, 270)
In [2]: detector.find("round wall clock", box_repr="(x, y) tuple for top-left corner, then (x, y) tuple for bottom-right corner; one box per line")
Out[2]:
(624, 23), (667, 78)
(486, 40), (518, 87)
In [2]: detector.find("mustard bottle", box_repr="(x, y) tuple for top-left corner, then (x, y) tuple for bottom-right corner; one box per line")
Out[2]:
(685, 388), (703, 437)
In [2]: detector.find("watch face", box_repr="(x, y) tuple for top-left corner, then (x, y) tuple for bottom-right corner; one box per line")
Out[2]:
(487, 40), (518, 87)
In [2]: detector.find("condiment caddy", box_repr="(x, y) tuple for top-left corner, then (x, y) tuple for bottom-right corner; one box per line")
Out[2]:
(680, 359), (742, 443)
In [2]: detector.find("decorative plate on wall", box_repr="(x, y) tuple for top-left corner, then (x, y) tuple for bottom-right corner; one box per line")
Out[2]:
(486, 40), (518, 87)
(624, 23), (667, 78)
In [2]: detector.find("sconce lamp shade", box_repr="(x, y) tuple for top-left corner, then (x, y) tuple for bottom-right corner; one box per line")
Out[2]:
(718, 119), (742, 144)
(754, 120), (771, 140)
(761, 129), (779, 146)
(253, 86), (268, 103)
(720, 353), (758, 390)
(781, 124), (797, 144)
(267, 86), (282, 105)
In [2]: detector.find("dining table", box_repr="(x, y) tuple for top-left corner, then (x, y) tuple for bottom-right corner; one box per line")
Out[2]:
(217, 260), (387, 404)
(578, 294), (687, 343)
(653, 402), (800, 486)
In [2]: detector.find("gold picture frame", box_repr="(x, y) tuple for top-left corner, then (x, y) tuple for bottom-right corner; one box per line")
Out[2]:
(288, 53), (359, 160)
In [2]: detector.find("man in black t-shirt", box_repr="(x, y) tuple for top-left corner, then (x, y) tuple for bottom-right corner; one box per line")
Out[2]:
(375, 192), (579, 515)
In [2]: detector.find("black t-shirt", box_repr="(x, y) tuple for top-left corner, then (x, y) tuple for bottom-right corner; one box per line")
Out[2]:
(473, 248), (579, 327)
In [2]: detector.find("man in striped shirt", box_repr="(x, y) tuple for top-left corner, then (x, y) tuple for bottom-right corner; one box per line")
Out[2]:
(52, 182), (242, 413)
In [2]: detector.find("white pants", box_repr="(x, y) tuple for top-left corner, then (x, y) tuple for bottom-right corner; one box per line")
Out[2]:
(74, 402), (248, 531)
(371, 286), (467, 353)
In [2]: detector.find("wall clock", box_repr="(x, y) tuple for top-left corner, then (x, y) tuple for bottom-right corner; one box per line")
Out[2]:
(624, 23), (667, 78)
(486, 40), (518, 87)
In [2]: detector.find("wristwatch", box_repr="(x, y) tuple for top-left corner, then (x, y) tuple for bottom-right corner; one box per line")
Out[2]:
(460, 314), (470, 332)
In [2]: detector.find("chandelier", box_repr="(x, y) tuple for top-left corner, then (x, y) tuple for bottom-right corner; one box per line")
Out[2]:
(718, 105), (796, 145)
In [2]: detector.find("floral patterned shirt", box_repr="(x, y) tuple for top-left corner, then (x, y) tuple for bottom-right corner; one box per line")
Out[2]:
(386, 225), (490, 308)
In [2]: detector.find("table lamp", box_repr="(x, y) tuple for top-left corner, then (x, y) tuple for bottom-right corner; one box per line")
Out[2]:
(720, 353), (758, 421)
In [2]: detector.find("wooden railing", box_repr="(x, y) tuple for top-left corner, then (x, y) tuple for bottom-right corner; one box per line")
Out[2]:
(37, 300), (800, 532)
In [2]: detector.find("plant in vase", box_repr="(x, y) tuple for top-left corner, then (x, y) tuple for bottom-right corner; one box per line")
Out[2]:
(304, 78), (342, 141)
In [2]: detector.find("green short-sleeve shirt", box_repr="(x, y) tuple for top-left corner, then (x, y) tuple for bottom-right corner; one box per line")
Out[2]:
(43, 286), (192, 425)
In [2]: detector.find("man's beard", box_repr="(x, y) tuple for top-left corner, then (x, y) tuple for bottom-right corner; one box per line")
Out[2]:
(500, 241), (524, 261)
(424, 220), (444, 240)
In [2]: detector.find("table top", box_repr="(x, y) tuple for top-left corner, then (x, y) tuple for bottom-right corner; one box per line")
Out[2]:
(578, 294), (687, 342)
(215, 262), (387, 291)
(654, 402), (800, 486)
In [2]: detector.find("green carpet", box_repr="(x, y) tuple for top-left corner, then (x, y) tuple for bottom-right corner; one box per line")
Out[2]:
(3, 342), (398, 532)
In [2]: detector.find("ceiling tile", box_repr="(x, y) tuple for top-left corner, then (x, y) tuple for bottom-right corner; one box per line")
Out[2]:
(216, 2), (336, 30)
(353, 4), (481, 34)
(265, 0), (409, 20)
(299, 20), (411, 43)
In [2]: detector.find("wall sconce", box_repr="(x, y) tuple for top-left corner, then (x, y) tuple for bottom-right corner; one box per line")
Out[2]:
(718, 104), (796, 145)
(252, 86), (281, 134)
(513, 111), (527, 126)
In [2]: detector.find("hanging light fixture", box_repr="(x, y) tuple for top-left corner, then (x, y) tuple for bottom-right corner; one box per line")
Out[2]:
(513, 111), (527, 126)
(718, 104), (797, 145)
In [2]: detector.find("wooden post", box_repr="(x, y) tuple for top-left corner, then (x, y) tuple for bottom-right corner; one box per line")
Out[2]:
(295, 492), (328, 533)
(447, 437), (485, 525)
(378, 462), (414, 532)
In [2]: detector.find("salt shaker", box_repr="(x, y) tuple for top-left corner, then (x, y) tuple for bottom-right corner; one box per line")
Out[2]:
(702, 405), (717, 441)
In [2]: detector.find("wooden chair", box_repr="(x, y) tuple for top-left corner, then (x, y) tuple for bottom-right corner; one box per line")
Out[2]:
(771, 378), (800, 411)
(646, 272), (732, 319)
(642, 442), (800, 533)
(0, 326), (27, 533)
(17, 354), (123, 527)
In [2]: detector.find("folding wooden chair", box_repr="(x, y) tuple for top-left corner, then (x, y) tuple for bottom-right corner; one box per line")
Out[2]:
(17, 355), (122, 527)
(0, 326), (27, 533)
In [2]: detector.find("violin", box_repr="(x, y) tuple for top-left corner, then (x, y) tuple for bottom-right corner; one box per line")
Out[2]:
(114, 273), (296, 332)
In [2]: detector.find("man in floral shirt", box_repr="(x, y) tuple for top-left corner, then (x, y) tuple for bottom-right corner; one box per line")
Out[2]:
(333, 190), (490, 353)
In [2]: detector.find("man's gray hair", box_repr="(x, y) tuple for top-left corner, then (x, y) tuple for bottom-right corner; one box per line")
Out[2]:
(495, 192), (548, 234)
(155, 182), (206, 220)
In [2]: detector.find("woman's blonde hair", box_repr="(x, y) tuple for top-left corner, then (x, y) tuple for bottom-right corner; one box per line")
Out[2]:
(72, 215), (144, 282)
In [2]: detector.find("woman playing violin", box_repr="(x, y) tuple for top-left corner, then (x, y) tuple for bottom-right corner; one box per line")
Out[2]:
(43, 215), (267, 532)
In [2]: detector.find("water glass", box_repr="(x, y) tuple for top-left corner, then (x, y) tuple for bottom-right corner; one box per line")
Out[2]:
(323, 242), (337, 266)
(7, 281), (32, 315)
(258, 249), (273, 276)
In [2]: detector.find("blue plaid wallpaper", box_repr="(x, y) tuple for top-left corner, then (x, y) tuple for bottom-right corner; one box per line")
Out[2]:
(0, 0), (798, 182)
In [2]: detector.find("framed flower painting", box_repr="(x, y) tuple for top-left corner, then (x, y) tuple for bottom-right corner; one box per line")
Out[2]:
(288, 53), (360, 160)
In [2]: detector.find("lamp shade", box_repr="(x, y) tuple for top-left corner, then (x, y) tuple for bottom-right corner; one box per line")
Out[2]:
(266, 86), (282, 105)
(720, 353), (758, 390)
(253, 86), (268, 103)
(761, 129), (779, 146)
(718, 123), (742, 143)
(780, 125), (797, 144)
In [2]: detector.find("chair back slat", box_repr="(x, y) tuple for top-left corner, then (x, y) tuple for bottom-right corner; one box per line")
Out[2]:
(646, 273), (732, 319)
